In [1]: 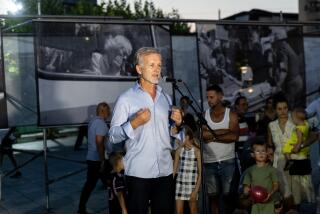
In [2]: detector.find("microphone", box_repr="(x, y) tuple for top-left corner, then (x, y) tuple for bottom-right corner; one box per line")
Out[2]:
(162, 76), (182, 83)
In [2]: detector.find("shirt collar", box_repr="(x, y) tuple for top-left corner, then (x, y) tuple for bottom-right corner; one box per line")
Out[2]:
(133, 80), (163, 94)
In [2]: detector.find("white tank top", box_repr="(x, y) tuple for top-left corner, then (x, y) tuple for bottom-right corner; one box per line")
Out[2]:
(203, 107), (235, 163)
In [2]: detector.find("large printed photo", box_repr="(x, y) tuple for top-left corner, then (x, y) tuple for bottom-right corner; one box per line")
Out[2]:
(197, 24), (306, 110)
(36, 21), (172, 126)
(0, 30), (8, 128)
(38, 23), (172, 80)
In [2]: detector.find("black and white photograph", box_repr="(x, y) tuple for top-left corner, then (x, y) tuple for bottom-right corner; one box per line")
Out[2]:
(35, 21), (172, 126)
(37, 22), (172, 80)
(0, 30), (8, 128)
(197, 23), (306, 110)
(2, 34), (38, 127)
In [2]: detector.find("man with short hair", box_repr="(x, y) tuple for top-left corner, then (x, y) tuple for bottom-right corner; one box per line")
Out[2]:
(78, 102), (110, 214)
(233, 96), (256, 172)
(109, 47), (183, 214)
(202, 84), (239, 214)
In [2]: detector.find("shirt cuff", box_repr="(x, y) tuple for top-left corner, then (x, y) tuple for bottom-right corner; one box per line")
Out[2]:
(171, 128), (184, 141)
(122, 121), (135, 140)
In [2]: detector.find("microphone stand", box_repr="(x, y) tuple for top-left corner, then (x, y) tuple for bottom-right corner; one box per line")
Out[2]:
(171, 81), (218, 214)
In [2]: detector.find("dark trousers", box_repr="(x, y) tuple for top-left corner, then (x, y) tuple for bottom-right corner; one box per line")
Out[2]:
(126, 174), (174, 214)
(74, 126), (88, 150)
(78, 160), (109, 210)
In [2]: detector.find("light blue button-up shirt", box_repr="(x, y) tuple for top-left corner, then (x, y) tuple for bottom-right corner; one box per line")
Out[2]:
(306, 97), (320, 130)
(109, 82), (178, 178)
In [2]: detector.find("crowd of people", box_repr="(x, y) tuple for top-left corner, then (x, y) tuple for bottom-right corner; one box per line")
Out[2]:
(2, 46), (319, 214)
(75, 47), (320, 214)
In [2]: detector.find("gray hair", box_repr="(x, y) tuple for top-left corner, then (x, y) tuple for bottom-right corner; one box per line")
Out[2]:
(104, 35), (132, 56)
(134, 47), (161, 66)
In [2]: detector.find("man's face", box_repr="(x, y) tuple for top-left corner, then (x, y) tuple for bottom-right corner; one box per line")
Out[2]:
(136, 53), (162, 85)
(111, 46), (129, 68)
(207, 90), (222, 108)
(235, 98), (248, 116)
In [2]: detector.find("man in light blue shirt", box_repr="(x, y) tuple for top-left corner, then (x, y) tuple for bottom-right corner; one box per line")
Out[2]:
(305, 87), (320, 145)
(109, 47), (182, 214)
(306, 90), (320, 131)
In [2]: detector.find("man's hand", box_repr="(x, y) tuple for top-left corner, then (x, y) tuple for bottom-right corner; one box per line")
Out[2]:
(170, 107), (183, 126)
(130, 108), (151, 129)
(99, 160), (106, 173)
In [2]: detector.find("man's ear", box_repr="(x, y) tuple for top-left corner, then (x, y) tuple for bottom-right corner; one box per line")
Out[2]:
(136, 64), (142, 75)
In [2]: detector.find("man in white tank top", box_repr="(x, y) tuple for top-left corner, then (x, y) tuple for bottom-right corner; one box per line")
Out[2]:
(202, 85), (239, 214)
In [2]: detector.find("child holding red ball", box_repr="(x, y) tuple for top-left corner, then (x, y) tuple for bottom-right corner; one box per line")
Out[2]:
(242, 138), (279, 214)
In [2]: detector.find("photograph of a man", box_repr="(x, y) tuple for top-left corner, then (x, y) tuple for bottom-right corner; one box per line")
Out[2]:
(84, 35), (132, 76)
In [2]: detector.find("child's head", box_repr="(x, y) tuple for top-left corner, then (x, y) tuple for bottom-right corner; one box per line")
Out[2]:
(266, 143), (275, 163)
(183, 126), (198, 148)
(251, 138), (268, 163)
(291, 108), (306, 125)
(109, 152), (124, 172)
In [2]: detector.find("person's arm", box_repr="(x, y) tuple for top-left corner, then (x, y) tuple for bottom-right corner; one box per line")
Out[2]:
(170, 107), (183, 137)
(292, 129), (303, 153)
(202, 128), (235, 143)
(242, 168), (251, 196)
(276, 53), (288, 91)
(267, 126), (273, 146)
(262, 181), (279, 203)
(215, 111), (239, 143)
(263, 168), (279, 203)
(304, 131), (320, 147)
(173, 147), (181, 177)
(270, 182), (279, 196)
(202, 124), (216, 143)
(170, 107), (183, 127)
(96, 135), (105, 161)
(109, 96), (150, 144)
(117, 191), (128, 214)
(306, 100), (317, 118)
(202, 111), (239, 144)
(276, 70), (287, 91)
(130, 108), (151, 129)
(243, 184), (250, 195)
(190, 148), (202, 201)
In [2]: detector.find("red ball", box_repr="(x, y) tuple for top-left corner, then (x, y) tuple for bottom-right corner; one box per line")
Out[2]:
(250, 185), (269, 203)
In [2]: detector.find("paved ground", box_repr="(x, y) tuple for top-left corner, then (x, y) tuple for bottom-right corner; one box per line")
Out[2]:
(0, 133), (319, 214)
(0, 135), (107, 214)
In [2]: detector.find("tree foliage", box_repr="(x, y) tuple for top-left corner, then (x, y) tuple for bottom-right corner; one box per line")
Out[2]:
(17, 0), (64, 15)
(10, 0), (190, 34)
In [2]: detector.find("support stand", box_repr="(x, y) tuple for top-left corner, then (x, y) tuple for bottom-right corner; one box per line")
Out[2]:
(0, 128), (87, 211)
(43, 128), (50, 210)
(41, 128), (87, 211)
